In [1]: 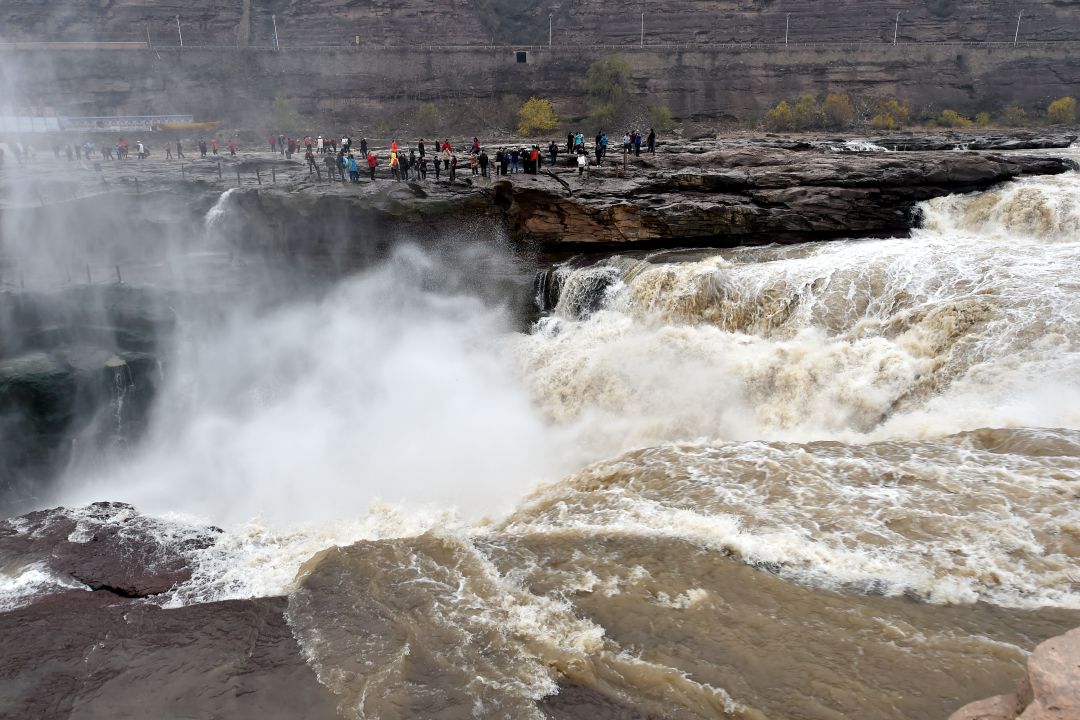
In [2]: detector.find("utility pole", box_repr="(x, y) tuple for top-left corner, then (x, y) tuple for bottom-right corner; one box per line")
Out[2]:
(785, 14), (790, 45)
(1014, 11), (1022, 44)
(272, 14), (279, 49)
(893, 12), (900, 44)
(176, 16), (183, 47)
(549, 14), (552, 48)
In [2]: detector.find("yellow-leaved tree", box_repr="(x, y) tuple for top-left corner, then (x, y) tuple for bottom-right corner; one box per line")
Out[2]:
(518, 98), (560, 136)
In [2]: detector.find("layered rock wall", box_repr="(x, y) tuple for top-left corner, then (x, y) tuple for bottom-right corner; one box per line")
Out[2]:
(4, 43), (1080, 127)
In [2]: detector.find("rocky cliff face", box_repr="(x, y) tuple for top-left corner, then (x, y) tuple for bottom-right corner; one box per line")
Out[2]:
(3, 0), (1079, 46)
(4, 42), (1080, 131)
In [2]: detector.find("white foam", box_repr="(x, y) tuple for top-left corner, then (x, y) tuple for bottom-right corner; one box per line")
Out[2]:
(0, 562), (90, 612)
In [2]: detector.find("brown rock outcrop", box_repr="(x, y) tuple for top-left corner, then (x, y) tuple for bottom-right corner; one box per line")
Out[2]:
(0, 501), (220, 598)
(504, 146), (1075, 245)
(949, 627), (1080, 720)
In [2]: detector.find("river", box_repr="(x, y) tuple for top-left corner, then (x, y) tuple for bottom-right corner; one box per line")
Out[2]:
(3, 151), (1080, 719)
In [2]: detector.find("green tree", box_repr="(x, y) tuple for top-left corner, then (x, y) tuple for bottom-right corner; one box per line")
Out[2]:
(415, 103), (440, 135)
(822, 93), (855, 129)
(869, 98), (910, 130)
(764, 101), (795, 131)
(1001, 105), (1028, 126)
(792, 94), (823, 130)
(1047, 96), (1077, 125)
(938, 109), (972, 128)
(974, 111), (992, 128)
(271, 96), (302, 132)
(584, 55), (633, 126)
(517, 97), (560, 135)
(649, 104), (675, 133)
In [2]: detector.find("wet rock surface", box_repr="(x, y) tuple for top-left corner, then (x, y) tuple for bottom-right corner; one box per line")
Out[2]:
(0, 504), (337, 719)
(0, 502), (218, 598)
(0, 593), (338, 720)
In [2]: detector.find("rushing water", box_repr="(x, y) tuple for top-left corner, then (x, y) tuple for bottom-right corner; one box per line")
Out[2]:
(5, 164), (1080, 718)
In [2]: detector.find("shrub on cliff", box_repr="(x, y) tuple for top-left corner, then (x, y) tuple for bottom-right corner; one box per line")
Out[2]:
(584, 55), (633, 126)
(650, 104), (675, 133)
(792, 95), (823, 130)
(1001, 105), (1028, 126)
(415, 103), (440, 135)
(271, 97), (302, 133)
(975, 112), (992, 128)
(1047, 96), (1077, 125)
(869, 99), (910, 130)
(822, 93), (855, 129)
(937, 109), (973, 128)
(764, 101), (795, 131)
(517, 98), (560, 135)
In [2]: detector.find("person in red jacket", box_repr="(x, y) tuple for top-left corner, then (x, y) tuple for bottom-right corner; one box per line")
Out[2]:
(269, 134), (277, 152)
(367, 151), (377, 181)
(228, 138), (237, 156)
(211, 138), (219, 155)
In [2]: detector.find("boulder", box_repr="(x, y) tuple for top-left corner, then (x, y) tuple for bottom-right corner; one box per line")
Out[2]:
(1018, 628), (1080, 719)
(0, 502), (219, 600)
(948, 627), (1080, 720)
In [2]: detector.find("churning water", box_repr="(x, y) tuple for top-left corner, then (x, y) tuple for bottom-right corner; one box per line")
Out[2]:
(6, 166), (1080, 719)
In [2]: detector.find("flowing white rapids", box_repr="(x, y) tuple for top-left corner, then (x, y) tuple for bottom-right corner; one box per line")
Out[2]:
(515, 171), (1080, 451)
(22, 168), (1080, 620)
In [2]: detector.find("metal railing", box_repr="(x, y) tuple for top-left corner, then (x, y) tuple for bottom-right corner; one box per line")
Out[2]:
(4, 39), (1080, 52)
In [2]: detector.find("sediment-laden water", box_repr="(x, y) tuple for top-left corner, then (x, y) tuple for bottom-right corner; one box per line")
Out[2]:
(3, 162), (1080, 718)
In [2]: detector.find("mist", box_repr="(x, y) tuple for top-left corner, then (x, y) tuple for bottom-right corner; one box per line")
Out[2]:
(48, 240), (569, 526)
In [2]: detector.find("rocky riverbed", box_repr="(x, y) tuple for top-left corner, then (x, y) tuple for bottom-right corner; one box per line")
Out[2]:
(2, 131), (1076, 250)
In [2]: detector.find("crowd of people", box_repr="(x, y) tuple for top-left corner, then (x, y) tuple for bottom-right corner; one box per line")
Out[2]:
(283, 127), (659, 183)
(0, 126), (658, 180)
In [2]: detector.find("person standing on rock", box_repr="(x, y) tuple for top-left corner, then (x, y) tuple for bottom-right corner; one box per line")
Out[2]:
(306, 147), (317, 174)
(647, 128), (656, 153)
(479, 150), (489, 178)
(441, 145), (451, 172)
(418, 138), (426, 162)
(269, 134), (277, 152)
(316, 135), (324, 154)
(633, 130), (642, 156)
(510, 147), (519, 174)
(419, 154), (428, 180)
(228, 138), (237, 156)
(367, 151), (377, 181)
(324, 152), (336, 180)
(432, 152), (441, 181)
(211, 138), (220, 155)
(549, 141), (558, 167)
(176, 140), (184, 159)
(567, 131), (574, 154)
(165, 143), (172, 160)
(449, 153), (458, 183)
(359, 137), (367, 157)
